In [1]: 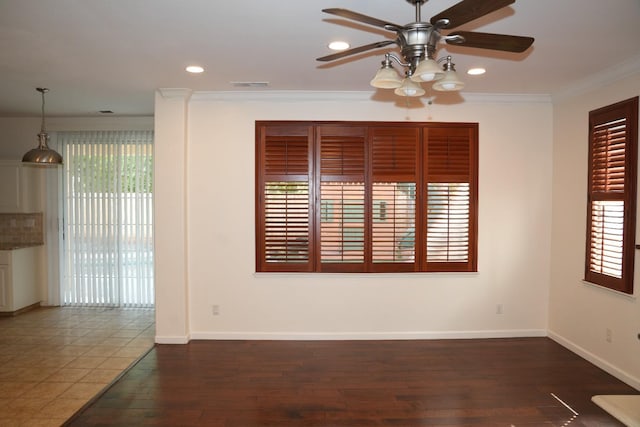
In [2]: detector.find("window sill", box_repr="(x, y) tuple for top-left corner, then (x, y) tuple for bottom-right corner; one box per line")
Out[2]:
(581, 280), (637, 300)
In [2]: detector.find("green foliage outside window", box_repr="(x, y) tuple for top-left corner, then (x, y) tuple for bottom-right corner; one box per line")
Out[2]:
(68, 155), (153, 193)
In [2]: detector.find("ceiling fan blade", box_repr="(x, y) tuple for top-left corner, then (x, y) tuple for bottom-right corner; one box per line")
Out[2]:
(316, 40), (396, 62)
(431, 0), (515, 29)
(446, 31), (533, 52)
(322, 8), (402, 31)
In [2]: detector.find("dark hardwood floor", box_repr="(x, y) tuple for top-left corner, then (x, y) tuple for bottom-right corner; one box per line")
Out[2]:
(66, 338), (637, 426)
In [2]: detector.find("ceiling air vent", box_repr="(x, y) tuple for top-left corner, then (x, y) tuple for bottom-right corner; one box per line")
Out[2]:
(230, 82), (269, 88)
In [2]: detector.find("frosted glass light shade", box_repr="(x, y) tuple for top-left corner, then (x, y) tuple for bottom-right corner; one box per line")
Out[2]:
(411, 58), (444, 82)
(394, 78), (426, 97)
(432, 70), (465, 91)
(370, 66), (403, 89)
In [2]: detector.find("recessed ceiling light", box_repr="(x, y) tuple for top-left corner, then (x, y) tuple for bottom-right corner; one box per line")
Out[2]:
(186, 65), (204, 74)
(328, 41), (350, 51)
(467, 67), (486, 76)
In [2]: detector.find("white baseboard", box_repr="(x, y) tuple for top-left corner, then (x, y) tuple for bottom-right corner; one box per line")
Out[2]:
(189, 329), (547, 341)
(548, 330), (640, 391)
(155, 335), (190, 344)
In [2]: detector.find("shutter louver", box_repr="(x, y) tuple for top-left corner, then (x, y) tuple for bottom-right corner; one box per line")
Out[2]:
(320, 182), (365, 264)
(590, 119), (626, 193)
(264, 182), (310, 263)
(264, 136), (308, 176)
(320, 136), (365, 177)
(427, 183), (470, 262)
(427, 128), (470, 182)
(589, 200), (624, 278)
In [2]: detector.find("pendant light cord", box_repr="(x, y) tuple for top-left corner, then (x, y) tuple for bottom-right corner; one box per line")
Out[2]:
(37, 87), (48, 133)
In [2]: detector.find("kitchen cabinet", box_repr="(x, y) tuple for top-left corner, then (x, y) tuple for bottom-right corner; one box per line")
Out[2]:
(0, 160), (42, 212)
(0, 247), (42, 313)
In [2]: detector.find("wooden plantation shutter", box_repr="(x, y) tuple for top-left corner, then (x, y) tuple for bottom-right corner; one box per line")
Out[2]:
(585, 97), (638, 294)
(256, 124), (313, 272)
(424, 124), (478, 272)
(317, 125), (367, 272)
(370, 126), (421, 272)
(255, 121), (478, 273)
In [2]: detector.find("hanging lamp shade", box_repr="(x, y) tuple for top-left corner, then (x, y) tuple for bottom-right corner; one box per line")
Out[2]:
(394, 78), (426, 97)
(432, 57), (465, 92)
(432, 70), (465, 91)
(411, 58), (445, 83)
(370, 54), (403, 89)
(22, 88), (63, 166)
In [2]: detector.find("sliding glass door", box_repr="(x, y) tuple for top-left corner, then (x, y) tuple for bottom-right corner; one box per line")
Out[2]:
(60, 131), (154, 307)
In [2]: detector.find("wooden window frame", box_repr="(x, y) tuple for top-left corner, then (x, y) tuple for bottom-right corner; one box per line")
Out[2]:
(256, 121), (478, 273)
(584, 97), (639, 294)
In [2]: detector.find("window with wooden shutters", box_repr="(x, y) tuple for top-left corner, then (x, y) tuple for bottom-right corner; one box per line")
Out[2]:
(585, 97), (638, 294)
(256, 121), (478, 273)
(424, 125), (478, 272)
(256, 124), (313, 272)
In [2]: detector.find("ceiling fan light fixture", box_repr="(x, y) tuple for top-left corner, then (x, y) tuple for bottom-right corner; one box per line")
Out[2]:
(318, 1), (534, 101)
(22, 88), (63, 166)
(432, 70), (464, 91)
(394, 77), (426, 97)
(370, 57), (403, 89)
(432, 56), (465, 92)
(411, 58), (444, 82)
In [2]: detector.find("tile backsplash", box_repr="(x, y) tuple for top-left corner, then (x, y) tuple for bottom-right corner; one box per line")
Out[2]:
(0, 213), (44, 247)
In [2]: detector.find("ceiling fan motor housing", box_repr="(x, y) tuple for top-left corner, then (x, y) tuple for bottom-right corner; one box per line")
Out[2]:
(398, 23), (440, 67)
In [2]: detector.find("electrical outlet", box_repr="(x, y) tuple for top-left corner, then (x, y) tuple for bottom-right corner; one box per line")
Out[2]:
(606, 328), (612, 343)
(212, 305), (220, 316)
(496, 304), (503, 315)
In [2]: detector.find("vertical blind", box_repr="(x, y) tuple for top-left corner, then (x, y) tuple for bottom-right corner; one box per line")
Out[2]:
(60, 130), (154, 307)
(585, 97), (638, 294)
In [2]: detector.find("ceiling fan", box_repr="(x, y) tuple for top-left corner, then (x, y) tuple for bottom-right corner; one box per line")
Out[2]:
(317, 0), (534, 95)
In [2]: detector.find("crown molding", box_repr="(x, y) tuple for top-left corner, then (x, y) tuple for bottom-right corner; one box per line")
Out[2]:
(158, 88), (193, 100)
(190, 90), (551, 104)
(552, 54), (640, 103)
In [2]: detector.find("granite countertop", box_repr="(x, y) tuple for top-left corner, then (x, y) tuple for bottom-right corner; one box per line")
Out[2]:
(0, 242), (44, 251)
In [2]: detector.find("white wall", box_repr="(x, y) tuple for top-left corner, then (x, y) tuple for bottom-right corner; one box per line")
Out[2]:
(549, 73), (640, 389)
(154, 91), (553, 343)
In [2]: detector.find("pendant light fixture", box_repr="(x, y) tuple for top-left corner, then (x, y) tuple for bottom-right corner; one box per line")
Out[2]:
(22, 87), (63, 165)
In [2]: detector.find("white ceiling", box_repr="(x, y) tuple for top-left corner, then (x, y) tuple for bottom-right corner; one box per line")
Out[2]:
(1, 0), (639, 117)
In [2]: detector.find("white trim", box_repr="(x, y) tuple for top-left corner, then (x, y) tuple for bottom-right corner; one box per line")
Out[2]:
(155, 335), (190, 344)
(581, 280), (637, 300)
(548, 330), (640, 391)
(189, 329), (547, 341)
(190, 90), (551, 105)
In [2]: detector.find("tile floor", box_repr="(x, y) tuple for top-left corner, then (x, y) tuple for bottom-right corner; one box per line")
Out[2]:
(0, 306), (155, 426)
